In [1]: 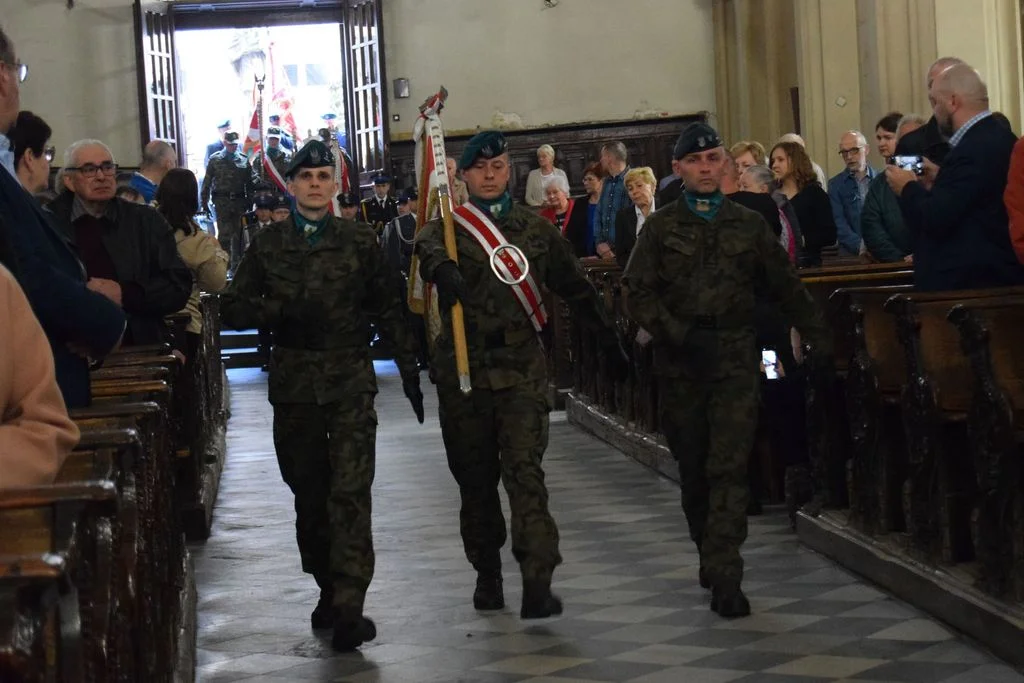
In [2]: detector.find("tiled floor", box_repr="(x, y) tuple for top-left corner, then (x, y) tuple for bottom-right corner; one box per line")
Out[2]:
(193, 364), (1023, 683)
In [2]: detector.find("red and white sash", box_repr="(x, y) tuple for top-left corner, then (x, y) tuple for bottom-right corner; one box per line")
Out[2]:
(452, 203), (549, 332)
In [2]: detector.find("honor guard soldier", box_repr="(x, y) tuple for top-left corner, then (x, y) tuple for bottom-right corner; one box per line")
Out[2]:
(204, 119), (231, 167)
(361, 173), (398, 237)
(381, 189), (427, 366)
(255, 127), (291, 178)
(201, 131), (257, 270)
(243, 188), (277, 251)
(337, 191), (360, 221)
(621, 123), (832, 618)
(220, 140), (425, 652)
(322, 112), (347, 149)
(415, 130), (628, 619)
(268, 114), (295, 151)
(270, 194), (291, 223)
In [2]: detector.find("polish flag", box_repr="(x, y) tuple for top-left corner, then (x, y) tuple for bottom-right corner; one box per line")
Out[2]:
(242, 109), (261, 158)
(263, 152), (289, 195)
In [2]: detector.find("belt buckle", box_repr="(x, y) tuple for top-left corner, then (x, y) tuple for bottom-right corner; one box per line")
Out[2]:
(489, 244), (530, 285)
(694, 314), (716, 329)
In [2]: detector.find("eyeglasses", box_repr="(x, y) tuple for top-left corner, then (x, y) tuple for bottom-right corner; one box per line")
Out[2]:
(66, 161), (118, 177)
(3, 60), (27, 83)
(43, 146), (55, 163)
(838, 147), (864, 157)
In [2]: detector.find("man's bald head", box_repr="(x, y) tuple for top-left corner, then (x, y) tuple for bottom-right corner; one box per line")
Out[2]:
(929, 63), (989, 137)
(927, 56), (965, 88)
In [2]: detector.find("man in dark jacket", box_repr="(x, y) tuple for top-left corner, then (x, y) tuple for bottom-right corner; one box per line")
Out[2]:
(48, 139), (191, 346)
(0, 27), (125, 408)
(886, 63), (1024, 291)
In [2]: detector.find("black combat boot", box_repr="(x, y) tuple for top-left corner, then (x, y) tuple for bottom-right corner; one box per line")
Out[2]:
(473, 571), (505, 610)
(331, 612), (377, 652)
(311, 578), (334, 630)
(520, 580), (563, 619)
(710, 584), (751, 618)
(698, 566), (711, 590)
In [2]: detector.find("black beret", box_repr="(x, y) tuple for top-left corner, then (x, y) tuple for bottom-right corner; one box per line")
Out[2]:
(284, 140), (335, 178)
(267, 126), (283, 137)
(673, 122), (723, 159)
(459, 130), (508, 170)
(224, 131), (240, 143)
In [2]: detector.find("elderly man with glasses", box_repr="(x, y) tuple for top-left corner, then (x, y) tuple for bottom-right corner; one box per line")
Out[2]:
(827, 130), (878, 258)
(0, 24), (128, 408)
(46, 138), (191, 347)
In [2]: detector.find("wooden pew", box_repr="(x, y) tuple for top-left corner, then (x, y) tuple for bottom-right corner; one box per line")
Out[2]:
(946, 296), (1024, 600)
(0, 553), (72, 683)
(884, 287), (1024, 567)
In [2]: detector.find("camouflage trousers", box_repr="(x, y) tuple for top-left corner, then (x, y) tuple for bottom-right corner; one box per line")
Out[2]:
(272, 394), (377, 612)
(437, 378), (561, 581)
(660, 372), (759, 587)
(213, 203), (246, 270)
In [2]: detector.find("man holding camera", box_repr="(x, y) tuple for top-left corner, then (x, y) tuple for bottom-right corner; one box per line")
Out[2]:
(885, 62), (1024, 290)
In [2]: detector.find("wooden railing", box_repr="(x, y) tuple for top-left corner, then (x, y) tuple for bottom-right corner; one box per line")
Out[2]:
(0, 296), (228, 682)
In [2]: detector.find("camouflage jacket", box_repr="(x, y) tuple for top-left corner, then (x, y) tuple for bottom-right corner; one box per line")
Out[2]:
(221, 214), (420, 404)
(622, 197), (831, 380)
(253, 147), (291, 179)
(200, 150), (257, 210)
(416, 203), (614, 391)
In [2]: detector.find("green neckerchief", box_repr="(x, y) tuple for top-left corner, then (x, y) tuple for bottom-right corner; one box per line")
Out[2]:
(684, 190), (725, 222)
(469, 191), (512, 221)
(293, 209), (331, 246)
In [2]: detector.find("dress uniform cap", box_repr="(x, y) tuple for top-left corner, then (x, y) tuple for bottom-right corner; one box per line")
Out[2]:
(398, 188), (417, 203)
(272, 195), (291, 211)
(458, 130), (508, 170)
(254, 193), (277, 209)
(673, 122), (723, 160)
(285, 140), (336, 178)
(322, 113), (338, 122)
(224, 131), (240, 143)
(268, 114), (281, 124)
(371, 173), (392, 185)
(337, 192), (360, 207)
(216, 120), (231, 130)
(267, 126), (283, 137)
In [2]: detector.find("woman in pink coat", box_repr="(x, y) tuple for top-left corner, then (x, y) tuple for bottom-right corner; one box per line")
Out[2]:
(0, 264), (79, 487)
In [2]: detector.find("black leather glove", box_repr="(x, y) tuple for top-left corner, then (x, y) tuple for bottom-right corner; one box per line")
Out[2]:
(402, 373), (425, 423)
(433, 261), (468, 310)
(601, 332), (631, 383)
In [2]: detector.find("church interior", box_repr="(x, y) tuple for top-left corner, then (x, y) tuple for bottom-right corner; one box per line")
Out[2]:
(2, 0), (1024, 681)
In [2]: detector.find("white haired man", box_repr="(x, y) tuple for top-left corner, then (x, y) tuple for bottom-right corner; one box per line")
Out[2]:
(827, 130), (877, 257)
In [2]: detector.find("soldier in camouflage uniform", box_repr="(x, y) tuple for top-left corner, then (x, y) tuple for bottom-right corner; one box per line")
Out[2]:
(253, 127), (292, 179)
(622, 123), (831, 618)
(201, 131), (257, 270)
(415, 130), (628, 619)
(220, 140), (425, 651)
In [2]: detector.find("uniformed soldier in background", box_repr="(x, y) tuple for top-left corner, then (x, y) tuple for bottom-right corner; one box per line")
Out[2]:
(270, 194), (291, 223)
(254, 127), (291, 178)
(243, 185), (278, 252)
(337, 191), (360, 221)
(204, 119), (231, 167)
(415, 130), (628, 619)
(361, 173), (398, 237)
(381, 189), (427, 366)
(621, 122), (832, 618)
(201, 131), (257, 271)
(220, 140), (425, 652)
(268, 114), (295, 152)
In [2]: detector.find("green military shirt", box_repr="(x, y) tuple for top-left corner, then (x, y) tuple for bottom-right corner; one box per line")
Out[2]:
(201, 150), (257, 210)
(416, 203), (613, 391)
(622, 197), (830, 380)
(254, 147), (291, 180)
(221, 214), (420, 404)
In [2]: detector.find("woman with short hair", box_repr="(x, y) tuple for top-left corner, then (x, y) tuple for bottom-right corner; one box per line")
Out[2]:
(524, 143), (568, 207)
(730, 140), (767, 174)
(614, 166), (657, 267)
(9, 111), (55, 194)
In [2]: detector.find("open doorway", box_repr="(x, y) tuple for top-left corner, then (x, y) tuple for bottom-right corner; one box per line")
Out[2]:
(175, 24), (346, 181)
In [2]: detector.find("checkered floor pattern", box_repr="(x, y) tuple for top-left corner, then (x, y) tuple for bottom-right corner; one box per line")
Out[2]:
(193, 365), (1022, 682)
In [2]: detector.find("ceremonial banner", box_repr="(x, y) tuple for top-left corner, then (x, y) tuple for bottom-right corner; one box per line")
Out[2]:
(242, 108), (261, 159)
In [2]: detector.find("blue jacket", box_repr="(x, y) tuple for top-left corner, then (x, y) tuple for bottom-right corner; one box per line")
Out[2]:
(0, 168), (125, 408)
(828, 166), (878, 255)
(899, 115), (1024, 291)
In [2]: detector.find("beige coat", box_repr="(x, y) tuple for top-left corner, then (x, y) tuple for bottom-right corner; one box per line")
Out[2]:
(175, 227), (228, 334)
(0, 265), (79, 488)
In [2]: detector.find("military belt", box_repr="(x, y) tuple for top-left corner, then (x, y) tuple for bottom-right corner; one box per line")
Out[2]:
(683, 312), (751, 330)
(213, 192), (247, 200)
(479, 328), (537, 350)
(273, 330), (369, 350)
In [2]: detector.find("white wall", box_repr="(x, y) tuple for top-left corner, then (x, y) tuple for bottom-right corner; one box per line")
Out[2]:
(6, 0), (141, 164)
(382, 0), (717, 139)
